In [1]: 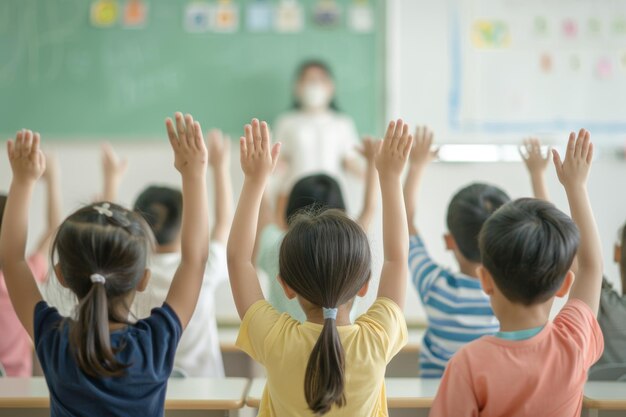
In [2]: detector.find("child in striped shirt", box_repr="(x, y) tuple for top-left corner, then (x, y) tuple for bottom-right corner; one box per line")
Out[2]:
(403, 127), (510, 378)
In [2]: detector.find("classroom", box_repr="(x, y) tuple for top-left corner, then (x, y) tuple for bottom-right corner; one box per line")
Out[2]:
(1, 0), (626, 416)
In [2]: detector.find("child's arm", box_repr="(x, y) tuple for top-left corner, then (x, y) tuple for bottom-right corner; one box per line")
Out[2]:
(164, 113), (210, 329)
(404, 126), (436, 236)
(0, 130), (47, 338)
(101, 143), (128, 202)
(552, 129), (603, 314)
(355, 137), (379, 232)
(34, 153), (62, 256)
(376, 120), (413, 309)
(227, 119), (281, 319)
(207, 129), (233, 245)
(521, 138), (551, 201)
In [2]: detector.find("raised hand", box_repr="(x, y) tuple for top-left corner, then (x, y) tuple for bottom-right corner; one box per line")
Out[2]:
(208, 129), (231, 170)
(102, 143), (128, 183)
(165, 112), (208, 178)
(7, 130), (46, 184)
(239, 118), (281, 181)
(375, 119), (413, 180)
(357, 136), (381, 163)
(520, 138), (550, 175)
(410, 126), (437, 168)
(552, 129), (593, 190)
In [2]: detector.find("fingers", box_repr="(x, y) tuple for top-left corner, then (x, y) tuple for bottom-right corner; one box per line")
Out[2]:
(564, 132), (576, 161)
(252, 119), (262, 150)
(22, 130), (33, 157)
(580, 129), (591, 161)
(244, 124), (254, 154)
(402, 134), (413, 159)
(239, 136), (247, 160)
(260, 121), (270, 152)
(193, 121), (205, 151)
(383, 120), (396, 147)
(31, 132), (41, 160)
(587, 142), (594, 164)
(271, 142), (281, 169)
(175, 112), (186, 144)
(165, 118), (178, 150)
(6, 140), (14, 159)
(552, 149), (563, 178)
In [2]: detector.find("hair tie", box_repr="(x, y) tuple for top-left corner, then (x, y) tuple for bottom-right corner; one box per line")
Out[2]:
(94, 203), (113, 217)
(322, 307), (338, 320)
(90, 274), (106, 284)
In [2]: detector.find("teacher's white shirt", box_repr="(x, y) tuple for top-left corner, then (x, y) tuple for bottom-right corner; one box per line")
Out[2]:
(274, 110), (359, 193)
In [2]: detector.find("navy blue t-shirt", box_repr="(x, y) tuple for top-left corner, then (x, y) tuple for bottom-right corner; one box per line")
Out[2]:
(34, 301), (182, 417)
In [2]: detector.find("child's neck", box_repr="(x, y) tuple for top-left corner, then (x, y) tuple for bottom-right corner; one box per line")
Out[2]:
(304, 304), (352, 326)
(458, 260), (481, 278)
(495, 300), (551, 332)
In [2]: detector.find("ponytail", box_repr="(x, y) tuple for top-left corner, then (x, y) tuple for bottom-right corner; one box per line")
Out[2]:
(304, 309), (346, 415)
(69, 277), (128, 378)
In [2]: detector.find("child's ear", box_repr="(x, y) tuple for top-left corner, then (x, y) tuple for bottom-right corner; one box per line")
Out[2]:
(476, 266), (494, 296)
(54, 263), (69, 289)
(555, 270), (575, 298)
(444, 233), (457, 251)
(614, 244), (622, 264)
(357, 279), (370, 298)
(277, 276), (298, 300)
(136, 268), (151, 292)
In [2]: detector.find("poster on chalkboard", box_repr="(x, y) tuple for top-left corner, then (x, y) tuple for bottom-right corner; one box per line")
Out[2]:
(213, 0), (239, 33)
(275, 0), (304, 33)
(247, 0), (273, 32)
(185, 2), (212, 33)
(123, 0), (147, 28)
(90, 0), (119, 27)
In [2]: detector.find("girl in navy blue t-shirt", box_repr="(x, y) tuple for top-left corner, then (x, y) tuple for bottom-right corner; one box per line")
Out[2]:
(0, 113), (210, 417)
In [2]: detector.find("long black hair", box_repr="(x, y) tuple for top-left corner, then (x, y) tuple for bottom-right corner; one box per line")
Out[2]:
(52, 202), (153, 377)
(279, 209), (371, 415)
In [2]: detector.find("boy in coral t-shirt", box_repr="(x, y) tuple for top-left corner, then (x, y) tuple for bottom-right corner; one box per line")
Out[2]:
(430, 130), (604, 417)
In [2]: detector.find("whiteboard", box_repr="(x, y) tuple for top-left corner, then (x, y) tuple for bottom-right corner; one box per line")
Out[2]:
(390, 0), (626, 145)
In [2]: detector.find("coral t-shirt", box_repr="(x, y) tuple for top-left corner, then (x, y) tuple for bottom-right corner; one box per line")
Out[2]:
(430, 299), (604, 417)
(0, 253), (48, 376)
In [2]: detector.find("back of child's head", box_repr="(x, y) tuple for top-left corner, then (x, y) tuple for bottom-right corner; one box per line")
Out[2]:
(133, 186), (183, 246)
(479, 198), (580, 305)
(278, 209), (371, 415)
(447, 183), (511, 262)
(285, 174), (346, 224)
(52, 202), (153, 377)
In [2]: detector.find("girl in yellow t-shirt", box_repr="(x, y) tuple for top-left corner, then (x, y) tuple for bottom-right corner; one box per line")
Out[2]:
(227, 118), (412, 416)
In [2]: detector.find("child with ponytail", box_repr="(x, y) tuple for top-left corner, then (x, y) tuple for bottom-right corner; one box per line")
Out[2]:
(0, 113), (209, 417)
(228, 118), (411, 416)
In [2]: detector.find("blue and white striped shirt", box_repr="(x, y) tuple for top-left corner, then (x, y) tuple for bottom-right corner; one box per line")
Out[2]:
(409, 235), (499, 378)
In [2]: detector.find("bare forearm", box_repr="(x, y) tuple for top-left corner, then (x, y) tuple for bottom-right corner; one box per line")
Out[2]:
(380, 176), (409, 263)
(530, 173), (549, 201)
(566, 185), (603, 310)
(228, 179), (266, 264)
(103, 177), (121, 202)
(180, 176), (210, 266)
(1, 181), (35, 261)
(357, 161), (378, 231)
(211, 166), (233, 244)
(404, 165), (425, 235)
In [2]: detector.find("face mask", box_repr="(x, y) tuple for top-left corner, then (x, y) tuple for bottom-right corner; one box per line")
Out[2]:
(301, 83), (332, 110)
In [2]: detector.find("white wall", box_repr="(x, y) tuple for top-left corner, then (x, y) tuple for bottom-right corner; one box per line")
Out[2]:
(2, 0), (625, 323)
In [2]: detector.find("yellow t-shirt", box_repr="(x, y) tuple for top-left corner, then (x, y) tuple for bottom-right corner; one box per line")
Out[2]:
(236, 297), (408, 417)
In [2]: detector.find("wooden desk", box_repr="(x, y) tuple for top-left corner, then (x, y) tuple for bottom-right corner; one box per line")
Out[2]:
(0, 377), (250, 417)
(583, 381), (626, 417)
(246, 377), (439, 409)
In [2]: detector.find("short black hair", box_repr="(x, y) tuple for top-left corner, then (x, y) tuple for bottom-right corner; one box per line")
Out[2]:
(446, 183), (510, 262)
(285, 174), (346, 223)
(479, 198), (580, 305)
(133, 186), (182, 246)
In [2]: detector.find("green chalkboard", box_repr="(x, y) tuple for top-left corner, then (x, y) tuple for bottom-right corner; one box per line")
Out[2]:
(0, 0), (385, 140)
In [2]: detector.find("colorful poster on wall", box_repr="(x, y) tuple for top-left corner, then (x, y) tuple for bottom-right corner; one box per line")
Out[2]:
(90, 0), (119, 28)
(123, 0), (147, 28)
(348, 0), (373, 33)
(246, 0), (273, 32)
(313, 0), (341, 28)
(213, 0), (239, 33)
(185, 2), (212, 33)
(275, 0), (303, 33)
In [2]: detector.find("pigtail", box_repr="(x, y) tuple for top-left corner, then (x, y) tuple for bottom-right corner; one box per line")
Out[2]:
(304, 316), (346, 415)
(69, 277), (128, 378)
